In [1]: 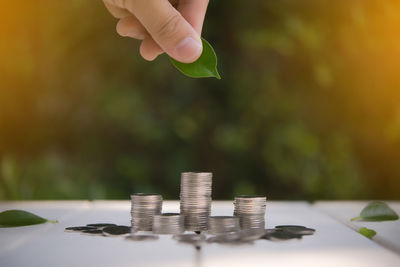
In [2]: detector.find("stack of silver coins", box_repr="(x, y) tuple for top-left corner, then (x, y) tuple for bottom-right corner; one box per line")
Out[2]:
(180, 172), (212, 231)
(208, 216), (240, 235)
(130, 193), (162, 231)
(152, 213), (184, 234)
(234, 195), (266, 229)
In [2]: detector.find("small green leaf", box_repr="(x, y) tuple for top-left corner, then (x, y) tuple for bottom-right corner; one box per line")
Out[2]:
(170, 37), (221, 79)
(351, 201), (399, 221)
(359, 227), (376, 239)
(0, 209), (58, 227)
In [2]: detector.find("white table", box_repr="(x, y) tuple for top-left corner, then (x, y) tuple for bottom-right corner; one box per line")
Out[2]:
(1, 201), (399, 267)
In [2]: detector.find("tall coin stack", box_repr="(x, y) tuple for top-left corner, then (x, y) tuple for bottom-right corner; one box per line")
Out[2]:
(234, 195), (266, 229)
(180, 172), (212, 231)
(152, 213), (184, 234)
(131, 193), (162, 231)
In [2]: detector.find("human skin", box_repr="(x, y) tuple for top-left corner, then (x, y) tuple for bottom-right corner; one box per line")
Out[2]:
(103, 0), (210, 63)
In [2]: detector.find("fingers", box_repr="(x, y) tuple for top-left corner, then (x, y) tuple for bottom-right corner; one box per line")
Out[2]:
(116, 16), (146, 39)
(176, 0), (209, 35)
(103, 1), (131, 19)
(140, 36), (164, 61)
(125, 0), (202, 63)
(116, 16), (164, 61)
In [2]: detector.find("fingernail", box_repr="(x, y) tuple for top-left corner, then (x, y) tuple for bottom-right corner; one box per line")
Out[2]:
(175, 37), (202, 63)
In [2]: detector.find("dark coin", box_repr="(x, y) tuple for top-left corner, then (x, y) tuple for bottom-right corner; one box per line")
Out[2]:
(275, 225), (315, 235)
(86, 223), (117, 229)
(65, 226), (97, 232)
(103, 226), (131, 236)
(275, 225), (307, 229)
(81, 229), (104, 235)
(262, 229), (303, 241)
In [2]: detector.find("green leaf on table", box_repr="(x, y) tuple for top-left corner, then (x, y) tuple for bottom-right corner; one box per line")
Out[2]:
(359, 227), (376, 239)
(170, 37), (221, 79)
(351, 201), (399, 221)
(0, 209), (58, 227)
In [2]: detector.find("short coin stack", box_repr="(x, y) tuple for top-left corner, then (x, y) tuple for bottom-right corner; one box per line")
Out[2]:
(131, 193), (162, 231)
(234, 195), (266, 229)
(152, 213), (184, 234)
(208, 216), (240, 235)
(180, 172), (212, 231)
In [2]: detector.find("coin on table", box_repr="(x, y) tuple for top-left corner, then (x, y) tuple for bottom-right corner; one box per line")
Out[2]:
(86, 223), (117, 229)
(81, 229), (104, 235)
(103, 226), (132, 236)
(65, 226), (97, 232)
(262, 228), (303, 241)
(275, 225), (315, 235)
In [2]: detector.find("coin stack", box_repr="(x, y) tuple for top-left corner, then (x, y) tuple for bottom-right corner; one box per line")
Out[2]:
(131, 193), (162, 231)
(208, 216), (240, 235)
(180, 172), (212, 231)
(152, 213), (184, 234)
(233, 195), (266, 229)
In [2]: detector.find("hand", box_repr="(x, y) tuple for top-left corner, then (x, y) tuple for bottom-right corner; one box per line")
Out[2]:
(103, 0), (209, 63)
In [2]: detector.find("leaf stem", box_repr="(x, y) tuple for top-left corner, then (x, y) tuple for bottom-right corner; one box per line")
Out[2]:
(47, 220), (59, 224)
(350, 216), (361, 221)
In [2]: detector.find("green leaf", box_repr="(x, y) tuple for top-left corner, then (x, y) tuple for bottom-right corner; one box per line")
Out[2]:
(0, 209), (58, 227)
(170, 37), (221, 79)
(359, 227), (376, 239)
(351, 201), (399, 221)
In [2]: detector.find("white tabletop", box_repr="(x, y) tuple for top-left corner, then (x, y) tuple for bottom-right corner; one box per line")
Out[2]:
(315, 201), (400, 254)
(1, 201), (399, 267)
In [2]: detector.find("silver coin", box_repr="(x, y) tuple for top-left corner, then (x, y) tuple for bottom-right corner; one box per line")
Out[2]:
(208, 216), (240, 235)
(180, 172), (212, 231)
(152, 213), (184, 235)
(234, 195), (266, 230)
(131, 193), (163, 231)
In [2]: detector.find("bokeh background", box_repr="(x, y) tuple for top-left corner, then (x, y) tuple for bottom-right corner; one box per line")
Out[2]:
(1, 0), (400, 200)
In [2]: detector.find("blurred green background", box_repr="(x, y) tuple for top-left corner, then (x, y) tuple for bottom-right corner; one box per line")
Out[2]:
(1, 0), (400, 200)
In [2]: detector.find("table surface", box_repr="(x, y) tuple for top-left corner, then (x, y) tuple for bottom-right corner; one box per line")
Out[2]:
(0, 201), (399, 267)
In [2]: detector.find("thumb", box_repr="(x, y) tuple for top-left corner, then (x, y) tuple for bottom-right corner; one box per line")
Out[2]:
(126, 0), (202, 63)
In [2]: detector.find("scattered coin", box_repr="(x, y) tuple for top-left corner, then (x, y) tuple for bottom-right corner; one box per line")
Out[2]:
(65, 226), (97, 232)
(275, 225), (315, 235)
(103, 226), (132, 236)
(86, 223), (117, 229)
(81, 229), (104, 235)
(262, 228), (303, 241)
(275, 225), (307, 229)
